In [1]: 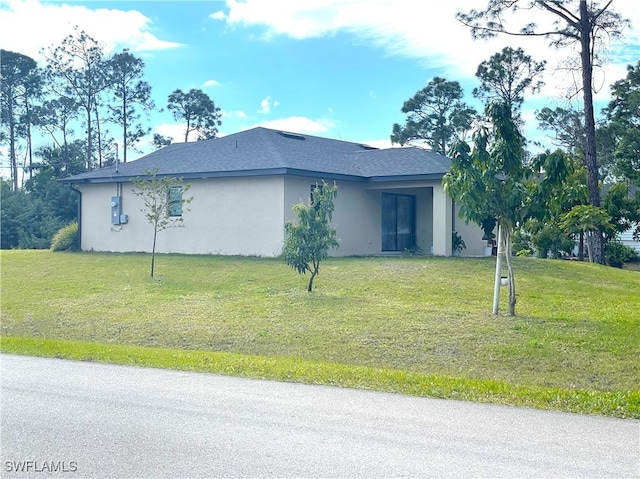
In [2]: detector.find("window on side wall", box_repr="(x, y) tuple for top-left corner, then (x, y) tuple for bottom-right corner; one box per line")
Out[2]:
(310, 183), (324, 210)
(168, 186), (183, 217)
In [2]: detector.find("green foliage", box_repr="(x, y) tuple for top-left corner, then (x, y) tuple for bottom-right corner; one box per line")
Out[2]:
(603, 182), (640, 240)
(605, 241), (639, 268)
(452, 231), (466, 254)
(152, 133), (172, 150)
(43, 27), (110, 170)
(32, 141), (88, 178)
(0, 172), (78, 250)
(443, 101), (529, 315)
(603, 61), (640, 187)
(391, 77), (476, 155)
(131, 168), (193, 277)
(560, 205), (612, 236)
(458, 0), (628, 265)
(1, 49), (39, 191)
(536, 106), (586, 158)
(50, 222), (78, 252)
(444, 102), (528, 231)
(283, 182), (339, 292)
(526, 220), (575, 259)
(474, 46), (545, 116)
(106, 49), (155, 163)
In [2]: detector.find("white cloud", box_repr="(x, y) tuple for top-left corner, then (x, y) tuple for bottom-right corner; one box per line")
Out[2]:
(221, 110), (248, 119)
(154, 123), (191, 144)
(203, 79), (222, 88)
(258, 95), (279, 114)
(253, 116), (335, 134)
(209, 10), (226, 21)
(0, 0), (182, 62)
(213, 0), (640, 98)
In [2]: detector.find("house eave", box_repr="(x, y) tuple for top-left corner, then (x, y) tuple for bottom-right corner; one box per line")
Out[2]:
(60, 167), (367, 184)
(365, 173), (445, 182)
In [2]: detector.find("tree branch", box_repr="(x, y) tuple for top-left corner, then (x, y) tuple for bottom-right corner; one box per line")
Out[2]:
(593, 0), (615, 22)
(537, 1), (580, 27)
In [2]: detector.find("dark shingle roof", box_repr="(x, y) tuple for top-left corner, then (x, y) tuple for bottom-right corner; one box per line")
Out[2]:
(63, 127), (451, 184)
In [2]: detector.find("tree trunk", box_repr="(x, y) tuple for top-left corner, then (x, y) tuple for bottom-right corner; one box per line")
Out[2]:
(86, 102), (93, 171)
(151, 225), (157, 278)
(504, 228), (516, 317)
(579, 0), (605, 264)
(7, 95), (18, 191)
(94, 101), (103, 168)
(308, 261), (320, 292)
(307, 272), (316, 293)
(492, 224), (504, 315)
(123, 97), (128, 163)
(578, 230), (584, 261)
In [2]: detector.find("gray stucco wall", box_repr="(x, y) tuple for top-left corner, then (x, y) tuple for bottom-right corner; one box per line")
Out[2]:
(78, 175), (485, 258)
(79, 176), (286, 256)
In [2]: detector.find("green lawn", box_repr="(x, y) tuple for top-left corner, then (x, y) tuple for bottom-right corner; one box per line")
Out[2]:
(1, 250), (639, 418)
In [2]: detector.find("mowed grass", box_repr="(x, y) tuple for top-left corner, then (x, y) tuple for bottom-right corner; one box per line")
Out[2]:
(1, 250), (639, 418)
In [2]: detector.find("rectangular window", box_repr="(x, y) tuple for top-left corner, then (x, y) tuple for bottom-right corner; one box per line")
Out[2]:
(168, 186), (183, 217)
(382, 193), (416, 251)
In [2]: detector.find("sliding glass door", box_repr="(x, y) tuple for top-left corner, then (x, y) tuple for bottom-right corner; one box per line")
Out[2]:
(382, 193), (416, 251)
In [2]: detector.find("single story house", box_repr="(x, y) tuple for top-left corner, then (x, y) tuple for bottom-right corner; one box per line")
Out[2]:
(63, 127), (485, 257)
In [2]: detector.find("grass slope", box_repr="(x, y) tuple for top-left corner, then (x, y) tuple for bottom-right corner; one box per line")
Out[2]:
(1, 250), (639, 418)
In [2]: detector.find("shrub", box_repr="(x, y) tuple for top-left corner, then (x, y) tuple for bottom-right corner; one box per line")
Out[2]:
(605, 240), (639, 268)
(452, 231), (466, 254)
(50, 222), (78, 252)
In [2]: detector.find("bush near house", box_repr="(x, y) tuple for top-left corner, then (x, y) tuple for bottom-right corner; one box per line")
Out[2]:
(50, 222), (78, 252)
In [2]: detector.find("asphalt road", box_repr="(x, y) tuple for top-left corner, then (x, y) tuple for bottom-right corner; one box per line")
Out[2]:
(1, 354), (638, 478)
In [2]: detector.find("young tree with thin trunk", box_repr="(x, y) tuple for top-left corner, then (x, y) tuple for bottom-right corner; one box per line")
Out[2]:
(132, 169), (192, 278)
(443, 102), (529, 316)
(283, 182), (339, 293)
(457, 0), (629, 265)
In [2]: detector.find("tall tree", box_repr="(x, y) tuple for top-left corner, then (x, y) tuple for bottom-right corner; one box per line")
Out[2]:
(474, 46), (546, 118)
(391, 77), (477, 155)
(42, 28), (110, 170)
(457, 0), (629, 265)
(0, 49), (38, 191)
(107, 49), (155, 162)
(167, 88), (222, 142)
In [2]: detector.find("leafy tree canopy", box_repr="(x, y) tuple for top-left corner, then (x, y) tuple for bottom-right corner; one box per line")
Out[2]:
(167, 88), (222, 142)
(474, 46), (545, 116)
(603, 61), (640, 187)
(391, 77), (476, 155)
(283, 182), (339, 292)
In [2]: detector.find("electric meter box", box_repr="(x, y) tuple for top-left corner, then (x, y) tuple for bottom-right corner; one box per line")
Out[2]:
(111, 196), (122, 225)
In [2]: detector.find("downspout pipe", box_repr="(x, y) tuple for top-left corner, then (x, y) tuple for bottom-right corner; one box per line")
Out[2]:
(69, 184), (82, 251)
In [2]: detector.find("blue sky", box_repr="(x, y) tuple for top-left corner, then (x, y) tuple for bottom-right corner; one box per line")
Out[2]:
(1, 0), (639, 161)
